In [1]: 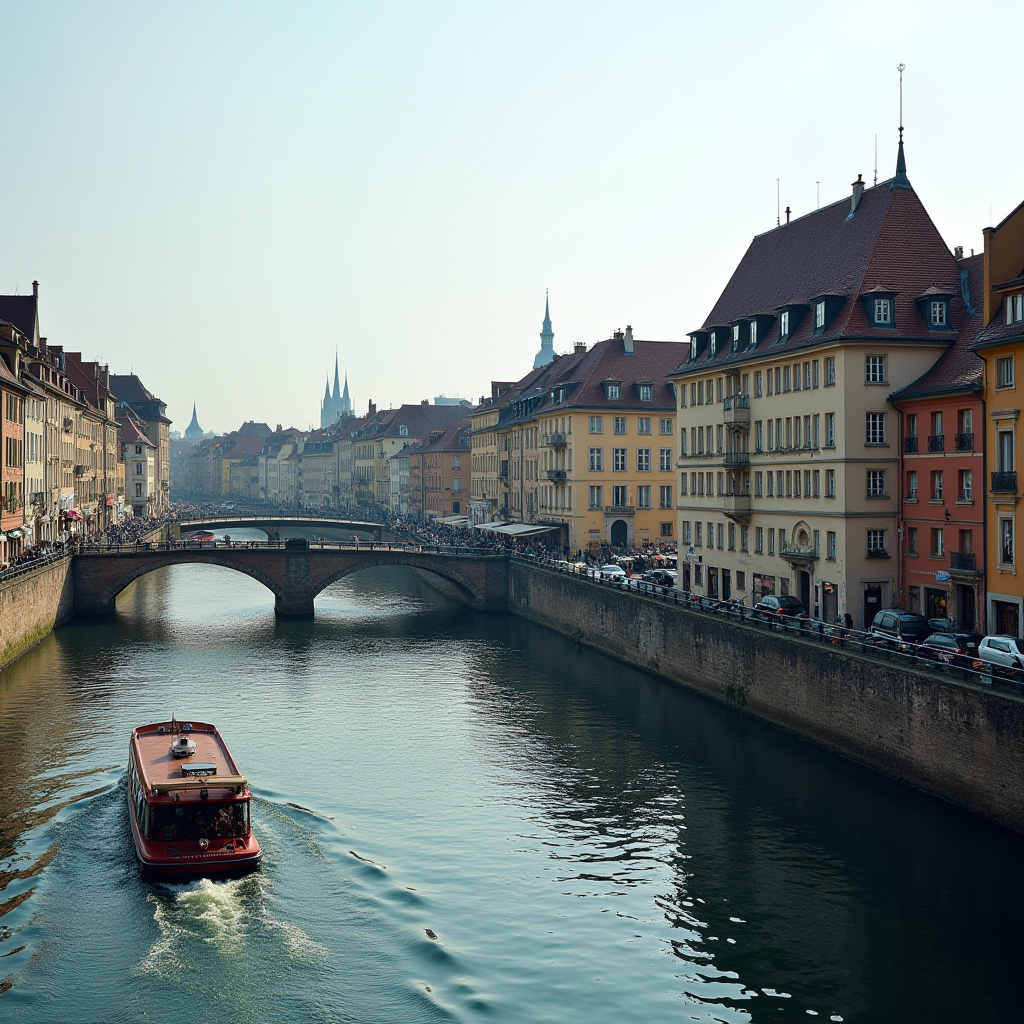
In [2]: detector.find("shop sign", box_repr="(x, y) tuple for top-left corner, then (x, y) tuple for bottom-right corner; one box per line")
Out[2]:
(935, 570), (951, 583)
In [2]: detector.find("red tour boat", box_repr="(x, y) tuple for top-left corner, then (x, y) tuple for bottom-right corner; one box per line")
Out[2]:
(127, 719), (263, 876)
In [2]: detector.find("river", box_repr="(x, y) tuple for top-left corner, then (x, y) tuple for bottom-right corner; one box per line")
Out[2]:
(0, 554), (1022, 1023)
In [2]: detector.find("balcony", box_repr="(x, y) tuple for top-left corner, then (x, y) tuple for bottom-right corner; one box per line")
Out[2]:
(992, 471), (1017, 493)
(722, 394), (750, 427)
(950, 551), (977, 572)
(546, 469), (567, 482)
(904, 436), (919, 453)
(722, 451), (750, 466)
(927, 434), (945, 452)
(954, 432), (974, 452)
(544, 432), (567, 447)
(722, 492), (751, 522)
(604, 504), (635, 516)
(866, 548), (890, 559)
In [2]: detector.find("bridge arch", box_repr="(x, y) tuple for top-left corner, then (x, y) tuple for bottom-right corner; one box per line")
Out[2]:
(308, 555), (484, 607)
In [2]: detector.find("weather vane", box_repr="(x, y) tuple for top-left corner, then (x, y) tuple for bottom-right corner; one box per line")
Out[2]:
(897, 63), (906, 143)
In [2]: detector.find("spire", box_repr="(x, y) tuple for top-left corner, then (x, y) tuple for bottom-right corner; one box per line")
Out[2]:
(185, 402), (204, 441)
(332, 352), (341, 401)
(341, 371), (351, 414)
(534, 290), (555, 369)
(892, 62), (911, 190)
(324, 379), (331, 403)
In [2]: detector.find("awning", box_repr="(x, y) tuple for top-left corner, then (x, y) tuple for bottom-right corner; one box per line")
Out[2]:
(492, 523), (560, 537)
(436, 515), (469, 525)
(473, 521), (507, 532)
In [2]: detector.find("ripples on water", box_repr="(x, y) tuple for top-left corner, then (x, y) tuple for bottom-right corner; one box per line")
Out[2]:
(1, 559), (1023, 1022)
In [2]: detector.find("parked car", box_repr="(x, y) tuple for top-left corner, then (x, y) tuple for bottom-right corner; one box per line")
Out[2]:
(868, 610), (932, 651)
(976, 635), (1024, 688)
(927, 617), (954, 633)
(641, 569), (676, 589)
(754, 595), (807, 625)
(597, 564), (627, 582)
(918, 631), (984, 669)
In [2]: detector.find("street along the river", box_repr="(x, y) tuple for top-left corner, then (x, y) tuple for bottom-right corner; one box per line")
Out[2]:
(1, 554), (1022, 1023)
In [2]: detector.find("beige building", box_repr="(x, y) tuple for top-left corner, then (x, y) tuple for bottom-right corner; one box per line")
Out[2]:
(671, 152), (967, 626)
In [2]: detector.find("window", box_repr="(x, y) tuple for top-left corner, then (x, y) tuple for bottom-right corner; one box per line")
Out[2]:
(659, 417), (672, 434)
(867, 470), (886, 497)
(399, 425), (408, 436)
(588, 416), (603, 433)
(680, 474), (688, 495)
(813, 469), (820, 497)
(960, 529), (973, 554)
(767, 472), (774, 497)
(866, 356), (886, 383)
(660, 522), (673, 537)
(614, 416), (627, 434)
(907, 470), (918, 499)
(826, 469), (836, 497)
(637, 448), (651, 472)
(659, 448), (673, 471)
(689, 338), (698, 361)
(682, 521), (691, 544)
(755, 370), (763, 396)
(866, 413), (886, 445)
(637, 485), (651, 509)
(1007, 293), (1024, 324)
(732, 324), (740, 347)
(931, 528), (944, 557)
(959, 469), (973, 501)
(827, 531), (836, 560)
(768, 528), (775, 555)
(755, 527), (764, 553)
(135, 482), (143, 497)
(589, 485), (603, 509)
(607, 384), (620, 400)
(783, 366), (791, 392)
(728, 523), (736, 550)
(717, 523), (724, 549)
(793, 364), (802, 391)
(930, 301), (947, 326)
(780, 310), (790, 337)
(589, 447), (603, 471)
(659, 485), (672, 509)
(710, 333), (717, 356)
(737, 570), (745, 590)
(695, 522), (702, 546)
(998, 356), (1015, 389)
(804, 362), (812, 389)
(706, 522), (714, 549)
(932, 470), (943, 500)
(639, 385), (652, 402)
(825, 356), (836, 386)
(637, 417), (652, 435)
(612, 485), (627, 506)
(907, 527), (918, 555)
(1001, 518), (1014, 566)
(135, 445), (143, 455)
(135, 462), (143, 475)
(874, 298), (892, 324)
(815, 301), (826, 329)
(613, 448), (627, 471)
(825, 413), (835, 447)
(867, 529), (886, 555)
(813, 360), (819, 388)
(998, 430), (1014, 472)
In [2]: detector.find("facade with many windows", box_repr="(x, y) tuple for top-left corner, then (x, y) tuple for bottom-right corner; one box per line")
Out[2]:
(671, 152), (970, 626)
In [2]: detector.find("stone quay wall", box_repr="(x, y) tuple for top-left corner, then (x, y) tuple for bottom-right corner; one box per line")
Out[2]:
(0, 558), (75, 672)
(508, 561), (1024, 832)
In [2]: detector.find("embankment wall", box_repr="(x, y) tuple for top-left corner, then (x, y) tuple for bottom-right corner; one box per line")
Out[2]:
(0, 559), (75, 672)
(508, 562), (1024, 832)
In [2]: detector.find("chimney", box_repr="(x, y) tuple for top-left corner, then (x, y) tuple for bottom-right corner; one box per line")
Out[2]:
(850, 173), (865, 216)
(574, 342), (586, 353)
(785, 206), (791, 224)
(276, 423), (283, 433)
(32, 281), (38, 299)
(624, 325), (634, 355)
(368, 400), (376, 416)
(954, 245), (964, 260)
(421, 398), (429, 407)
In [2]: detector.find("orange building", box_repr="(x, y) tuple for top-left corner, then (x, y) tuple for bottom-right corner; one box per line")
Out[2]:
(408, 420), (471, 519)
(0, 353), (29, 562)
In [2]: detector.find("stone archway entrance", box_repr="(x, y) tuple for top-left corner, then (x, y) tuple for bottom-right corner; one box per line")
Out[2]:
(610, 519), (628, 547)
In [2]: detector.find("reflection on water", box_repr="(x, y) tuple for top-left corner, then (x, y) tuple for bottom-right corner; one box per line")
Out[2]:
(0, 562), (1022, 1023)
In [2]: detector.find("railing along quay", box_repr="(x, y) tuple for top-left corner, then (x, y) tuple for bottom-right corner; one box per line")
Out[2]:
(0, 551), (69, 583)
(509, 553), (1024, 697)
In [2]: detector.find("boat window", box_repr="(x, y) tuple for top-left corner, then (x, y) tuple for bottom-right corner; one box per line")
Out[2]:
(147, 801), (249, 841)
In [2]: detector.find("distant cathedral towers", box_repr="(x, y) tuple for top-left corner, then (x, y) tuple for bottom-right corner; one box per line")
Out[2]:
(534, 293), (555, 368)
(321, 354), (353, 427)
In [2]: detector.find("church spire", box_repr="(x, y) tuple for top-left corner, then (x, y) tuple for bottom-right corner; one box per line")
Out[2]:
(184, 402), (204, 441)
(332, 352), (341, 401)
(341, 371), (351, 414)
(891, 62), (911, 190)
(534, 290), (555, 369)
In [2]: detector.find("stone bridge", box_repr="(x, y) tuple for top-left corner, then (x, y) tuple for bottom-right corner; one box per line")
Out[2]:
(173, 515), (386, 541)
(72, 542), (508, 617)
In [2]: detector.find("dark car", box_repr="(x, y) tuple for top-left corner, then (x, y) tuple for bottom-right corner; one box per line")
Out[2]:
(869, 610), (932, 651)
(754, 595), (808, 626)
(641, 569), (675, 589)
(918, 631), (985, 668)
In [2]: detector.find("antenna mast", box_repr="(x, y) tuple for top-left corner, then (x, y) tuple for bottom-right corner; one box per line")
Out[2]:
(816, 181), (820, 209)
(776, 178), (780, 226)
(874, 134), (878, 186)
(897, 63), (906, 144)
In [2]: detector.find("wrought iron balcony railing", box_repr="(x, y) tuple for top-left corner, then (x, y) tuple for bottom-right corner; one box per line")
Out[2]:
(927, 434), (945, 452)
(950, 551), (976, 571)
(954, 433), (974, 452)
(992, 471), (1017, 492)
(904, 436), (919, 453)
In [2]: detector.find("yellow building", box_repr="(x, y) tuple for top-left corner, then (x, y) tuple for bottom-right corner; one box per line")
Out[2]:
(973, 198), (1024, 635)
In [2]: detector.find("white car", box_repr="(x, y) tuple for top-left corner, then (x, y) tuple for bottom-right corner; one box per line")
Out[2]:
(976, 635), (1024, 689)
(597, 564), (627, 582)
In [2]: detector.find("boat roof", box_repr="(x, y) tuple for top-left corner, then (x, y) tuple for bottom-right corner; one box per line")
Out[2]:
(132, 721), (248, 801)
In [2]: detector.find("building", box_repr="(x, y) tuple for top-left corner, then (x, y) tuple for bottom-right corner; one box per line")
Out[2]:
(0, 353), (29, 561)
(406, 420), (471, 518)
(670, 143), (968, 625)
(972, 198), (1024, 636)
(890, 253), (986, 630)
(469, 381), (514, 524)
(119, 408), (157, 516)
(320, 355), (353, 428)
(184, 404), (205, 441)
(110, 374), (172, 511)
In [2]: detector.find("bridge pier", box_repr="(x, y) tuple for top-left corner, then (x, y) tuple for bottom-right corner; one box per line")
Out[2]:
(274, 594), (315, 618)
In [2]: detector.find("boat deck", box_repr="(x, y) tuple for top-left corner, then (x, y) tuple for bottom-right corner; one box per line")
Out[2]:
(133, 721), (247, 800)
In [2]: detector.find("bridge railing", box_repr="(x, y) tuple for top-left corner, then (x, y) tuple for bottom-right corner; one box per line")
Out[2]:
(73, 539), (507, 558)
(0, 551), (70, 583)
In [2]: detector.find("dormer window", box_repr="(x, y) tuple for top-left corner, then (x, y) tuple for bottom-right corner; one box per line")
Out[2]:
(815, 301), (826, 329)
(874, 298), (892, 324)
(710, 332), (717, 356)
(604, 384), (619, 401)
(1008, 294), (1024, 324)
(780, 311), (790, 338)
(639, 384), (652, 402)
(749, 321), (758, 347)
(930, 301), (947, 327)
(399, 425), (408, 436)
(689, 337), (697, 361)
(732, 325), (740, 347)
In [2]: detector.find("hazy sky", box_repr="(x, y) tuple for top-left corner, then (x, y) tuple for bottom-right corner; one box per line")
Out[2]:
(2, 2), (1022, 435)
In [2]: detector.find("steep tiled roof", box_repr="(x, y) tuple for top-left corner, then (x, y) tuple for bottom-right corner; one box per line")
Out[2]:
(380, 403), (466, 440)
(409, 418), (471, 454)
(890, 254), (986, 401)
(110, 373), (158, 403)
(972, 295), (1024, 352)
(674, 174), (962, 377)
(118, 413), (156, 448)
